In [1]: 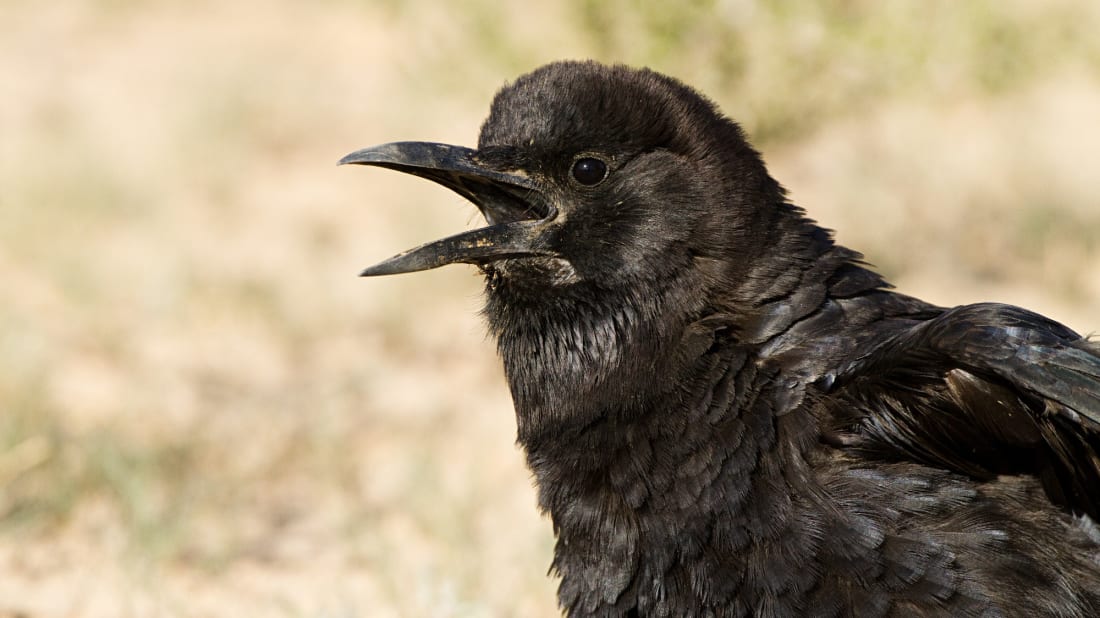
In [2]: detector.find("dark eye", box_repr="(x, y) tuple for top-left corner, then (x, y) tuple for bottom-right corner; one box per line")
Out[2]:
(571, 157), (608, 186)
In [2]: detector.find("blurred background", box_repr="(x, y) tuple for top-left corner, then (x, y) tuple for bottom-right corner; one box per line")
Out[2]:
(1, 1), (1098, 616)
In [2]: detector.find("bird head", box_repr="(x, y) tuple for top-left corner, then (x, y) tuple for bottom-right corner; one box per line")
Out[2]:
(343, 62), (844, 439)
(342, 61), (790, 301)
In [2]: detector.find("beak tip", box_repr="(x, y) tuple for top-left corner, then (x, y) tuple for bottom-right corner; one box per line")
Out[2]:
(339, 147), (384, 167)
(360, 261), (401, 277)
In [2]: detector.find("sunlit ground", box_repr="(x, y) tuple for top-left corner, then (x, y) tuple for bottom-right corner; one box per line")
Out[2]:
(1, 2), (1099, 616)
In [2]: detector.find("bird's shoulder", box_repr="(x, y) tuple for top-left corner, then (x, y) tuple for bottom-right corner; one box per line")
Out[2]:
(816, 301), (1100, 519)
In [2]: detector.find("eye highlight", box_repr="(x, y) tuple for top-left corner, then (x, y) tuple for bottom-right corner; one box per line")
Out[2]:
(571, 156), (608, 186)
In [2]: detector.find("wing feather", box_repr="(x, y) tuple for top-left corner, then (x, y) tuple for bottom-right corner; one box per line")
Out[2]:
(826, 303), (1100, 518)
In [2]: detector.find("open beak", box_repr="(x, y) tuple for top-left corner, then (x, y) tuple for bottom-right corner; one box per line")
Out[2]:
(339, 141), (557, 276)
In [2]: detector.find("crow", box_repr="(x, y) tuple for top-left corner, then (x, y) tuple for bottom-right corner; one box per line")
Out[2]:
(340, 61), (1100, 616)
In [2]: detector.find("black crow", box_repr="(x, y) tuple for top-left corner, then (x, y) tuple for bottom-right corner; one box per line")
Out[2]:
(341, 61), (1100, 616)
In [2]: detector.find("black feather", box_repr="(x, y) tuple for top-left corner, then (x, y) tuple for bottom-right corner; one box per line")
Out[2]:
(347, 60), (1100, 616)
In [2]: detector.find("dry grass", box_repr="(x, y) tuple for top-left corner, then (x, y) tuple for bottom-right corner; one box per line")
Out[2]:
(1, 1), (1098, 616)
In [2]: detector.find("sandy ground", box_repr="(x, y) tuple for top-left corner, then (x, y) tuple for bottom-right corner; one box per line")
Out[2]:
(1, 2), (1098, 616)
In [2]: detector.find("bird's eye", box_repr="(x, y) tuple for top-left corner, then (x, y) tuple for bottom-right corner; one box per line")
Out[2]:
(571, 157), (608, 186)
